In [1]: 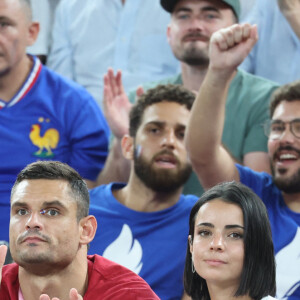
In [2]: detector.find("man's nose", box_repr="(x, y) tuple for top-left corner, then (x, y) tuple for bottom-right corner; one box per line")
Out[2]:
(161, 130), (176, 148)
(25, 212), (43, 230)
(278, 125), (296, 144)
(188, 17), (206, 32)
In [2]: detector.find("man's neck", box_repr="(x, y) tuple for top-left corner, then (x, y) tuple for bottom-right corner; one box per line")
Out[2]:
(180, 62), (208, 92)
(0, 55), (33, 103)
(283, 192), (300, 213)
(19, 250), (89, 300)
(113, 173), (183, 212)
(180, 62), (237, 93)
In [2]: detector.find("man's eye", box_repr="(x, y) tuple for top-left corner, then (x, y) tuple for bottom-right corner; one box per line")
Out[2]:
(43, 209), (60, 216)
(148, 127), (160, 134)
(17, 209), (28, 216)
(0, 22), (9, 28)
(178, 14), (189, 19)
(271, 124), (284, 132)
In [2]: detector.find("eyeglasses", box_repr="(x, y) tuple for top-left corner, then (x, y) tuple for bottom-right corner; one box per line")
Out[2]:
(263, 119), (300, 140)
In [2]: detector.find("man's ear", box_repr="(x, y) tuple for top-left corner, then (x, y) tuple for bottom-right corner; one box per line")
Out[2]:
(79, 216), (97, 245)
(121, 134), (134, 161)
(167, 24), (172, 44)
(27, 22), (40, 46)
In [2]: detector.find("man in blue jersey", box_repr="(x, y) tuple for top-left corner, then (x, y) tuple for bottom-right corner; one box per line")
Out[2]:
(185, 23), (300, 300)
(0, 0), (109, 256)
(89, 84), (198, 300)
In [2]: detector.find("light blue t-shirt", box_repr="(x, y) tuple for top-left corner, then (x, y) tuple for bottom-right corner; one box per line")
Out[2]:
(240, 0), (300, 84)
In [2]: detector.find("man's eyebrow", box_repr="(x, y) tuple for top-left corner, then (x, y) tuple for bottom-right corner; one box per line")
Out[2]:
(11, 200), (67, 210)
(201, 6), (220, 14)
(174, 7), (192, 14)
(0, 16), (14, 23)
(271, 118), (300, 123)
(145, 121), (165, 127)
(42, 200), (68, 210)
(11, 201), (28, 209)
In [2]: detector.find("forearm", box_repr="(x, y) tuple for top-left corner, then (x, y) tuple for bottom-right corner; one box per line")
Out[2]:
(96, 138), (131, 185)
(185, 67), (232, 166)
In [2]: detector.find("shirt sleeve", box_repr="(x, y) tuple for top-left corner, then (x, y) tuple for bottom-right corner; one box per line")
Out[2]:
(47, 0), (74, 79)
(65, 91), (110, 181)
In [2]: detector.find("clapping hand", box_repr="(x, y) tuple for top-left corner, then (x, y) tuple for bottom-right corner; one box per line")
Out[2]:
(39, 288), (83, 300)
(0, 244), (7, 285)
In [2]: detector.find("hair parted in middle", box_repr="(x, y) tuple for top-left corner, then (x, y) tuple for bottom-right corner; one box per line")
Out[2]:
(129, 84), (195, 137)
(184, 181), (276, 300)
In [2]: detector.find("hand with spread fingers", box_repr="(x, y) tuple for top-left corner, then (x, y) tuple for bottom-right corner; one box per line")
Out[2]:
(209, 23), (258, 74)
(0, 245), (7, 284)
(103, 68), (133, 139)
(39, 288), (83, 300)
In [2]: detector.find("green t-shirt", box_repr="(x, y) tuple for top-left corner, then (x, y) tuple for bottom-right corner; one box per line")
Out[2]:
(129, 70), (279, 196)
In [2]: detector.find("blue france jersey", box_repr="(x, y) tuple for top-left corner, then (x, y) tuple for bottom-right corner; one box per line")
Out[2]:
(0, 56), (109, 243)
(89, 183), (198, 300)
(237, 164), (300, 300)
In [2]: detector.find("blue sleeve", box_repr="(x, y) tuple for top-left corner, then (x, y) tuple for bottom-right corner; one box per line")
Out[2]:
(65, 92), (110, 181)
(236, 163), (273, 205)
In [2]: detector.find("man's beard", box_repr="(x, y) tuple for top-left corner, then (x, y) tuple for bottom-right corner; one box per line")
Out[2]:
(273, 167), (300, 194)
(173, 32), (210, 66)
(272, 145), (300, 193)
(134, 148), (192, 193)
(179, 46), (209, 66)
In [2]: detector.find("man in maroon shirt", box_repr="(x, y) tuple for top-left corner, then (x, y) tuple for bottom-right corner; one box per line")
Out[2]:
(0, 161), (158, 300)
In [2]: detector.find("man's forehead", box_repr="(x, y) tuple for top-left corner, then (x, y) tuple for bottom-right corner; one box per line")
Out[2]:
(11, 179), (72, 204)
(272, 100), (300, 120)
(141, 101), (189, 124)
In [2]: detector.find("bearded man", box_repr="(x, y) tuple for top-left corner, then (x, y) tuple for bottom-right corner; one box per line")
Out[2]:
(89, 84), (197, 300)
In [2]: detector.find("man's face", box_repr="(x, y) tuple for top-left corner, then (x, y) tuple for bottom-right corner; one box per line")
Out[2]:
(268, 100), (300, 193)
(9, 179), (82, 271)
(0, 0), (35, 76)
(133, 101), (192, 193)
(167, 0), (235, 66)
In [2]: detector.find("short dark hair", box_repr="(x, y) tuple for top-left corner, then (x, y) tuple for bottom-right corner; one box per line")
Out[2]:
(270, 80), (300, 117)
(129, 84), (195, 137)
(11, 161), (89, 221)
(184, 181), (276, 300)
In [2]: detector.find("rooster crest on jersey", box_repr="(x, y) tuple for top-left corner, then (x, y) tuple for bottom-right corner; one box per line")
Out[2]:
(29, 121), (60, 158)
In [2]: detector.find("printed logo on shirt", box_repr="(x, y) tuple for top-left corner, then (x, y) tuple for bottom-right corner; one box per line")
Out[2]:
(29, 117), (60, 159)
(275, 227), (300, 299)
(102, 224), (143, 274)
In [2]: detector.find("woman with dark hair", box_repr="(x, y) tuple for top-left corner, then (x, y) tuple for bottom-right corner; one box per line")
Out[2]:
(184, 181), (276, 300)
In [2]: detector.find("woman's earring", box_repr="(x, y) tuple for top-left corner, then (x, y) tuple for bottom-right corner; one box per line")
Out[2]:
(191, 258), (195, 273)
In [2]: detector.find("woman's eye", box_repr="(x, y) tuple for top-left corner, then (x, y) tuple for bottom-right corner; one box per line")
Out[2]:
(228, 232), (243, 239)
(199, 230), (211, 237)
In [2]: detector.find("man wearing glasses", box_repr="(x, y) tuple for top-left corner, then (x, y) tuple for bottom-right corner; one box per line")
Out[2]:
(185, 23), (300, 300)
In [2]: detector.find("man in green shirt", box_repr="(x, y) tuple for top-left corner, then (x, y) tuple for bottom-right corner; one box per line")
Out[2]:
(98, 0), (279, 197)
